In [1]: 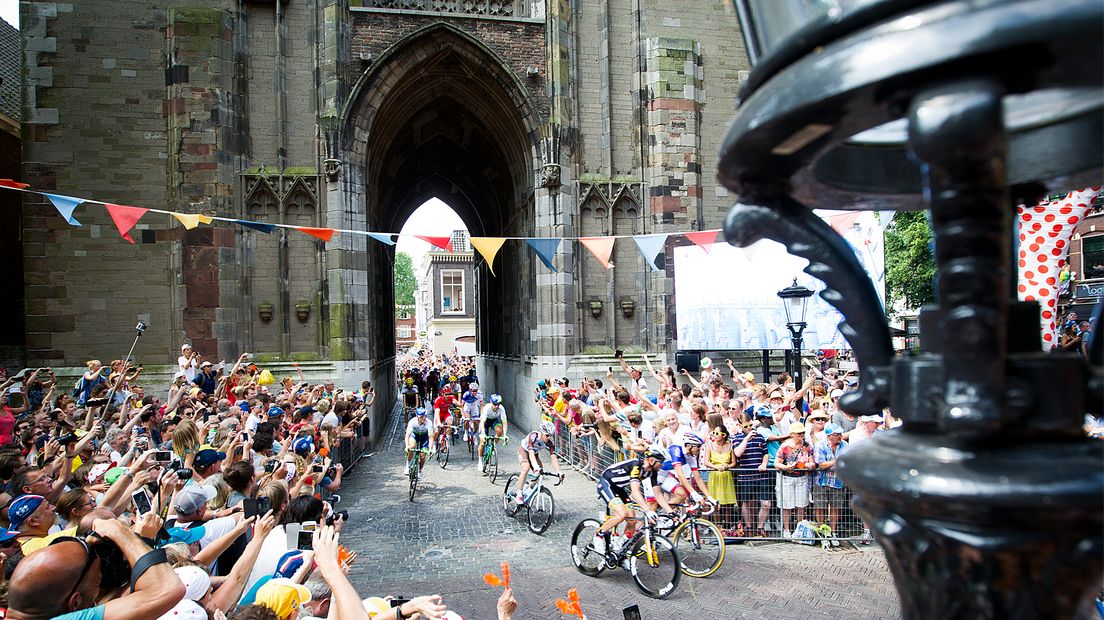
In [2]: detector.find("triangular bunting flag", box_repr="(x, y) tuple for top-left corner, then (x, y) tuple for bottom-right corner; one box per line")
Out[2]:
(527, 238), (562, 272)
(684, 229), (719, 253)
(0, 179), (30, 189)
(579, 236), (616, 269)
(44, 193), (83, 226)
(171, 213), (212, 230)
(632, 233), (668, 272)
(417, 235), (454, 253)
(234, 220), (276, 234)
(296, 227), (336, 242)
(826, 211), (862, 233)
(104, 203), (149, 244)
(367, 233), (397, 246)
(469, 237), (507, 276)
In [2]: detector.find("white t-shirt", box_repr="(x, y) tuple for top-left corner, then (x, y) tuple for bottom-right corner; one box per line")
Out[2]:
(320, 412), (340, 428)
(178, 355), (199, 382)
(242, 525), (290, 601)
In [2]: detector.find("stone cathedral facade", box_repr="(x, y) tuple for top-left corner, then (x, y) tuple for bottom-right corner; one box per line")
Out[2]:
(17, 0), (749, 428)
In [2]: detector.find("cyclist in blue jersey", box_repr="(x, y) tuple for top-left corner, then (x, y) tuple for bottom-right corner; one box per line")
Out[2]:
(404, 408), (434, 480)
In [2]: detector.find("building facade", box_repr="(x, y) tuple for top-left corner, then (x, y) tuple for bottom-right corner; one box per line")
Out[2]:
(395, 304), (416, 352)
(1062, 192), (1104, 318)
(17, 0), (751, 430)
(419, 232), (476, 356)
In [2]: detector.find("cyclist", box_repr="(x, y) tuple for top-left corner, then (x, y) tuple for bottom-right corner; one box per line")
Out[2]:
(512, 421), (563, 504)
(432, 385), (458, 448)
(401, 377), (419, 411)
(657, 432), (713, 506)
(591, 447), (675, 553)
(479, 393), (509, 473)
(405, 407), (434, 480)
(460, 382), (483, 441)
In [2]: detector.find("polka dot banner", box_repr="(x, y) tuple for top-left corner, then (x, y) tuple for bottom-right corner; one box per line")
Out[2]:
(1017, 187), (1099, 349)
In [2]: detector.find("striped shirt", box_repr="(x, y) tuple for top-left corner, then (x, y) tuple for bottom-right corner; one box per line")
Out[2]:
(732, 432), (768, 481)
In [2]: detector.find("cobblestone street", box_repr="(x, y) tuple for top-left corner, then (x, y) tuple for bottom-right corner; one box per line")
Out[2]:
(337, 406), (901, 619)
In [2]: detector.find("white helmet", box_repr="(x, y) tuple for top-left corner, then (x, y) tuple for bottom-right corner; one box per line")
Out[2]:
(539, 421), (556, 436)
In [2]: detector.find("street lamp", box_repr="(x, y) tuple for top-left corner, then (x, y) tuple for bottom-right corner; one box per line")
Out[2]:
(777, 278), (813, 400)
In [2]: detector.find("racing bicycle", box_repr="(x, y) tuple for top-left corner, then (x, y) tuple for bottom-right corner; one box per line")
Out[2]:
(480, 435), (508, 483)
(461, 418), (478, 460)
(502, 469), (565, 534)
(435, 425), (457, 469)
(570, 507), (682, 599)
(655, 502), (726, 577)
(406, 447), (432, 502)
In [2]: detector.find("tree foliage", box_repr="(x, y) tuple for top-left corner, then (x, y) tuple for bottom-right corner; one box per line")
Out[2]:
(884, 211), (936, 313)
(394, 251), (417, 306)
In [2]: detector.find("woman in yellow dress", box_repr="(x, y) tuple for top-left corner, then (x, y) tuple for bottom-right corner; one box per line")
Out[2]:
(703, 427), (738, 534)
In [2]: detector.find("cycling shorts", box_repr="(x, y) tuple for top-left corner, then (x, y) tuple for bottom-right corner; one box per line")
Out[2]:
(482, 417), (503, 435)
(660, 475), (685, 494)
(411, 433), (430, 449)
(597, 477), (630, 507)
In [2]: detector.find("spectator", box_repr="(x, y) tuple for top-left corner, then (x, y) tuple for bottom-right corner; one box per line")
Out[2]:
(813, 423), (848, 542)
(733, 417), (771, 537)
(848, 415), (882, 445)
(702, 427), (737, 533)
(773, 422), (814, 539)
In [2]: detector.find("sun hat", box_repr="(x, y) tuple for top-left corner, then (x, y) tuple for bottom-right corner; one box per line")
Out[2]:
(788, 422), (807, 434)
(859, 414), (884, 423)
(700, 357), (713, 369)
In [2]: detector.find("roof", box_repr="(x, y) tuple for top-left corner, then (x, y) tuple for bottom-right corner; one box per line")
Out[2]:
(0, 18), (19, 122)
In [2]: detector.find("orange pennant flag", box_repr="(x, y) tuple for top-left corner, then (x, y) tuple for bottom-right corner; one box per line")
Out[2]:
(0, 179), (30, 189)
(171, 213), (213, 230)
(554, 588), (584, 618)
(501, 562), (510, 588)
(297, 227), (336, 242)
(579, 236), (616, 269)
(104, 203), (149, 244)
(684, 229), (719, 253)
(417, 235), (454, 253)
(469, 237), (507, 276)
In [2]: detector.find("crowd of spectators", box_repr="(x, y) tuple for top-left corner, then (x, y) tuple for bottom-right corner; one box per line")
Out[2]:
(0, 348), (518, 620)
(539, 354), (899, 542)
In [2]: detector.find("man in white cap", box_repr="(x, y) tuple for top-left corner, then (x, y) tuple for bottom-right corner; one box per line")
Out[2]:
(848, 414), (882, 445)
(179, 344), (199, 383)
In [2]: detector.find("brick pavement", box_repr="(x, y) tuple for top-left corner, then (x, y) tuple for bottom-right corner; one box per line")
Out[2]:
(338, 406), (901, 619)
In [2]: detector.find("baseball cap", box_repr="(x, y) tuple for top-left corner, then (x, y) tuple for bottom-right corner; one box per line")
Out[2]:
(158, 599), (207, 620)
(830, 388), (844, 399)
(104, 466), (129, 485)
(363, 597), (391, 617)
(742, 372), (755, 383)
(256, 578), (312, 619)
(88, 462), (115, 485)
(193, 449), (226, 469)
(859, 414), (884, 423)
(267, 406), (285, 417)
(700, 357), (713, 369)
(292, 437), (314, 455)
(174, 485), (216, 515)
(8, 495), (44, 530)
(825, 423), (844, 435)
(200, 361), (213, 368)
(753, 404), (773, 419)
(165, 525), (208, 545)
(0, 528), (20, 543)
(175, 565), (212, 601)
(788, 422), (807, 434)
(273, 550), (306, 578)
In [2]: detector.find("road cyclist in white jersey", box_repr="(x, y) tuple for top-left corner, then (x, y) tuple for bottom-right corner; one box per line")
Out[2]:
(460, 382), (483, 447)
(405, 407), (435, 481)
(512, 421), (563, 504)
(655, 432), (714, 506)
(479, 394), (509, 473)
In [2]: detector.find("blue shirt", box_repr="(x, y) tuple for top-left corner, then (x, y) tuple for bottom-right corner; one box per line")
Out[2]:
(814, 439), (848, 488)
(733, 431), (768, 480)
(54, 606), (106, 620)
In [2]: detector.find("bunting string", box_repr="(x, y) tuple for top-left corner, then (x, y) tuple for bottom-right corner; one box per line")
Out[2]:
(0, 180), (728, 275)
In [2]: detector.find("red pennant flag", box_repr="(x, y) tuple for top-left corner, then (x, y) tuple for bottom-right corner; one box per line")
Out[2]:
(0, 179), (30, 189)
(417, 235), (454, 253)
(579, 236), (616, 269)
(296, 227), (336, 242)
(104, 203), (149, 244)
(685, 229), (719, 253)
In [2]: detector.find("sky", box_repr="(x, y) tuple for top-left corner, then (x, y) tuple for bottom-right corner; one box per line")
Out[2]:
(1, 1), (15, 28)
(396, 198), (467, 276)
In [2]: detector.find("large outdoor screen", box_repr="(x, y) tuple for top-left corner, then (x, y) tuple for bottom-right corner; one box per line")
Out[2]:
(674, 211), (885, 351)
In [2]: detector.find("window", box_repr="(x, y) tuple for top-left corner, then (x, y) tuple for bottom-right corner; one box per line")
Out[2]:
(398, 326), (412, 338)
(1084, 235), (1104, 280)
(441, 269), (464, 313)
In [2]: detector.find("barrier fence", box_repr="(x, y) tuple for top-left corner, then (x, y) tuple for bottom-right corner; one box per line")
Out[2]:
(550, 421), (872, 545)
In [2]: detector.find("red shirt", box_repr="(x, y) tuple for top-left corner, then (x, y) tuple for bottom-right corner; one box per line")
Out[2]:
(433, 395), (455, 422)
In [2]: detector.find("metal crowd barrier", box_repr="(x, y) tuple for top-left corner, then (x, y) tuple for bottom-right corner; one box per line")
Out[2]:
(550, 422), (872, 545)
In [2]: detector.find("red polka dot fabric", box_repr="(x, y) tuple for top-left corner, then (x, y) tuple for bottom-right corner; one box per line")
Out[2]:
(1017, 187), (1098, 347)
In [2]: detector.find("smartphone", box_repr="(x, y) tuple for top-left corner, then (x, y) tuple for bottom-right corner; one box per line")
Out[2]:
(296, 529), (314, 551)
(264, 459), (279, 473)
(623, 605), (642, 620)
(256, 495), (271, 514)
(151, 450), (172, 463)
(239, 432), (250, 443)
(242, 498), (260, 519)
(312, 463), (324, 474)
(132, 489), (153, 516)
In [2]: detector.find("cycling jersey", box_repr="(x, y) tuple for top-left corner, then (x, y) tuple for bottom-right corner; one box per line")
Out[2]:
(406, 417), (434, 448)
(461, 390), (482, 417)
(433, 395), (455, 421)
(482, 402), (506, 421)
(598, 458), (656, 504)
(521, 431), (551, 453)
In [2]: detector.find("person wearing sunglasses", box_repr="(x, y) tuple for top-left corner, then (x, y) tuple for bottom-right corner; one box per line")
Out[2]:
(5, 517), (184, 620)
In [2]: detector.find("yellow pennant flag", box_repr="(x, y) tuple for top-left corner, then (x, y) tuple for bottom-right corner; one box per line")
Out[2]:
(469, 237), (508, 276)
(172, 213), (214, 230)
(579, 236), (616, 269)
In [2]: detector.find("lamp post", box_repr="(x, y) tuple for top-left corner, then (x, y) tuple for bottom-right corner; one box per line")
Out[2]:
(777, 278), (813, 399)
(721, 1), (1102, 617)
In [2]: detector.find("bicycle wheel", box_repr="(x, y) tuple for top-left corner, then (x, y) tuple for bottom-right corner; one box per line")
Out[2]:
(672, 518), (726, 577)
(439, 435), (450, 468)
(526, 487), (555, 535)
(628, 534), (681, 599)
(570, 519), (609, 576)
(468, 432), (475, 460)
(408, 460), (418, 502)
(503, 474), (521, 516)
(489, 447), (499, 483)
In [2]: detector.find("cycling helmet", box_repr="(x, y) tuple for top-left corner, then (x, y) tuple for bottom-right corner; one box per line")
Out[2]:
(489, 394), (502, 404)
(404, 378), (413, 385)
(415, 407), (427, 417)
(644, 447), (667, 461)
(441, 385), (452, 394)
(682, 432), (704, 447)
(539, 421), (556, 436)
(469, 382), (478, 390)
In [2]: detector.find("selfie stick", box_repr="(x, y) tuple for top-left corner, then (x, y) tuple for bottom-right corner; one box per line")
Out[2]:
(104, 321), (147, 408)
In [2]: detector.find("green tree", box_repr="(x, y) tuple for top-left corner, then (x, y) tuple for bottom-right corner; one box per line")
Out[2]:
(394, 251), (417, 306)
(884, 211), (936, 313)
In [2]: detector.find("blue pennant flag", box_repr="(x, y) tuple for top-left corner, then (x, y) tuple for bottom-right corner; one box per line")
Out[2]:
(234, 220), (276, 234)
(44, 193), (83, 226)
(527, 238), (562, 272)
(367, 233), (397, 246)
(632, 234), (668, 272)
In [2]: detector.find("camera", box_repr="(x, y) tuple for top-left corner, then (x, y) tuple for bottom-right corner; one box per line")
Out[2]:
(56, 433), (78, 445)
(326, 510), (348, 526)
(135, 321), (147, 333)
(87, 537), (131, 590)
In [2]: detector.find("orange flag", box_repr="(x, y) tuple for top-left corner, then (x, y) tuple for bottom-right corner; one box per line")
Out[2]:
(417, 235), (454, 253)
(469, 237), (507, 276)
(579, 236), (616, 269)
(296, 227), (336, 242)
(104, 203), (149, 244)
(684, 229), (719, 253)
(554, 588), (584, 618)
